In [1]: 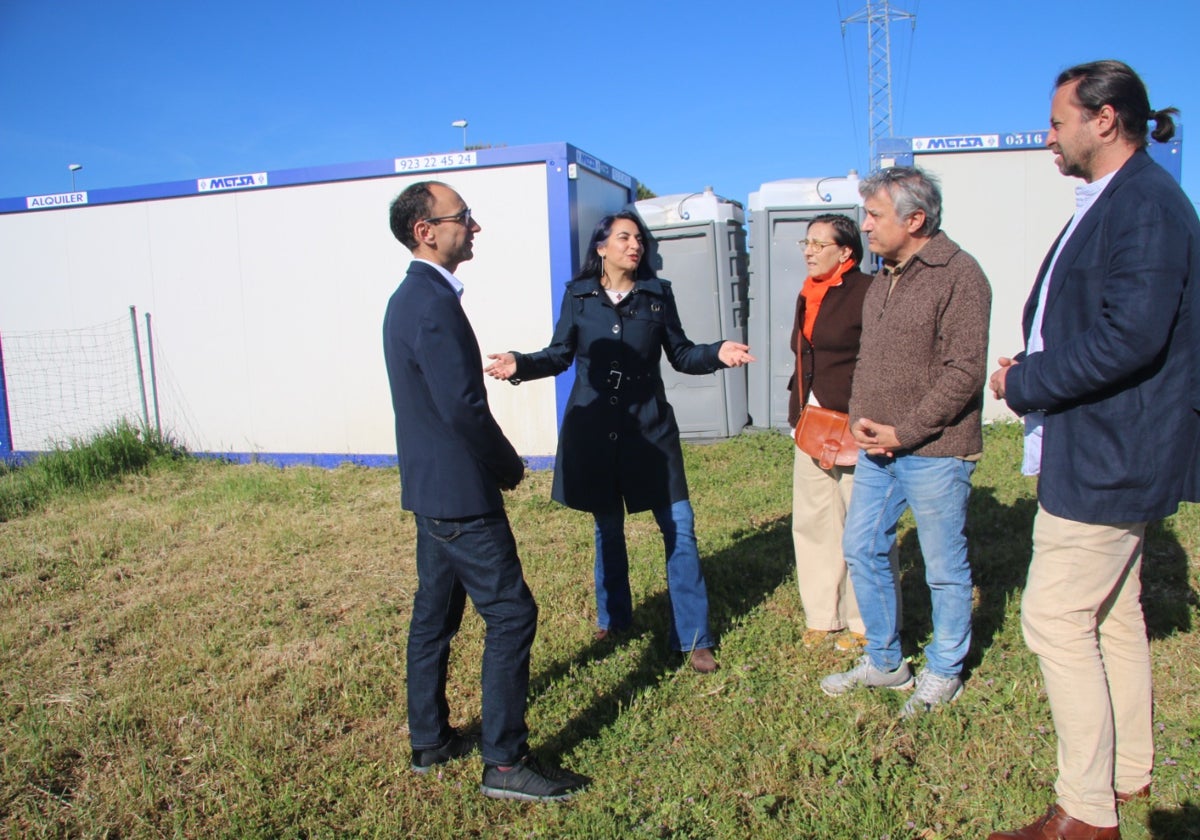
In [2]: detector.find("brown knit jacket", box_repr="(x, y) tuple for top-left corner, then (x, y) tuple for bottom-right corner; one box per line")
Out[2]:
(848, 231), (991, 457)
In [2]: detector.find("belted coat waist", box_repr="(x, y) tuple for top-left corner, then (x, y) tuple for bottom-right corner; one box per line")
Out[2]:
(512, 276), (725, 514)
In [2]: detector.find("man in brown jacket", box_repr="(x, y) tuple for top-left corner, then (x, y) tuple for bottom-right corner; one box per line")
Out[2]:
(819, 166), (991, 718)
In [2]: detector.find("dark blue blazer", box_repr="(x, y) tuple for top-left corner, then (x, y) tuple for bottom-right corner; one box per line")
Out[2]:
(383, 261), (524, 518)
(1005, 150), (1200, 523)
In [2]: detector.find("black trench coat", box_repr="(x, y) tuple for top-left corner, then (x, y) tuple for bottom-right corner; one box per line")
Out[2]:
(512, 276), (725, 514)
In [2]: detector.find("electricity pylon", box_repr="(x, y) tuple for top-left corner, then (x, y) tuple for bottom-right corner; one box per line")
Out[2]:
(841, 1), (917, 168)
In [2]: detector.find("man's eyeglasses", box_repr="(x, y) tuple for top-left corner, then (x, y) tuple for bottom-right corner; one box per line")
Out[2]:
(422, 207), (473, 227)
(799, 238), (837, 251)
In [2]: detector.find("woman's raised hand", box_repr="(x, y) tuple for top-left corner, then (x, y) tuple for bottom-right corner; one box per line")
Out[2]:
(718, 341), (756, 368)
(484, 352), (518, 380)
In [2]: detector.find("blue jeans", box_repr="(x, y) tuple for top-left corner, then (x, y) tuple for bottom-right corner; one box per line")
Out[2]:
(842, 454), (975, 677)
(593, 499), (714, 652)
(408, 511), (538, 767)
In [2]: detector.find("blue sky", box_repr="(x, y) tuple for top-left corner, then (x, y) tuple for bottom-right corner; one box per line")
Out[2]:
(2, 0), (1198, 207)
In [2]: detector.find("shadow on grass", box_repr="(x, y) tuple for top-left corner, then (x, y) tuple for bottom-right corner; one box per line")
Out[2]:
(891, 488), (1037, 676)
(895, 489), (1195, 680)
(528, 514), (793, 758)
(1142, 519), (1197, 639)
(1148, 800), (1200, 839)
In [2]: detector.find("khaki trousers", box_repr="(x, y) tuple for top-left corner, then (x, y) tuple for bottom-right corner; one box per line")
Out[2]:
(1021, 506), (1153, 828)
(791, 448), (863, 633)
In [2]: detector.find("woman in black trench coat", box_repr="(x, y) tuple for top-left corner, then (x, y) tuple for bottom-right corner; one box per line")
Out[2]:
(485, 211), (754, 672)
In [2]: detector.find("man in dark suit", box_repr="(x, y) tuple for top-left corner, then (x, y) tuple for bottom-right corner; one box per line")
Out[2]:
(988, 61), (1200, 839)
(383, 181), (588, 802)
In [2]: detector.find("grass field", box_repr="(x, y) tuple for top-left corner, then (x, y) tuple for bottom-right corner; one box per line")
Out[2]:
(1, 424), (1197, 838)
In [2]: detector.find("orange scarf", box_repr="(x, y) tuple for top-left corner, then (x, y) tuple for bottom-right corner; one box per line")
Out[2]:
(801, 259), (855, 342)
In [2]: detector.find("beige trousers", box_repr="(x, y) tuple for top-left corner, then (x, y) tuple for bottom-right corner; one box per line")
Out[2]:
(791, 448), (863, 633)
(1021, 506), (1153, 828)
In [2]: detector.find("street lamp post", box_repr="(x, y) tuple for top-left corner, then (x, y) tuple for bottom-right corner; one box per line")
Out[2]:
(451, 119), (468, 151)
(68, 163), (83, 192)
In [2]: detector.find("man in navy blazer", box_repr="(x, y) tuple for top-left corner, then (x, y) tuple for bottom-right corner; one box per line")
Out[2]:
(988, 62), (1200, 840)
(383, 181), (588, 801)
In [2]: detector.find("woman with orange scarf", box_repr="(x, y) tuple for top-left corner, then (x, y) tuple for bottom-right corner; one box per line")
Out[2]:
(788, 214), (895, 651)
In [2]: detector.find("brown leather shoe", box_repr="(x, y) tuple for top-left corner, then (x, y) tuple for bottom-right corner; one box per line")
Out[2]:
(801, 628), (830, 649)
(689, 648), (718, 673)
(1116, 783), (1150, 804)
(594, 627), (627, 642)
(987, 804), (1120, 839)
(834, 631), (867, 652)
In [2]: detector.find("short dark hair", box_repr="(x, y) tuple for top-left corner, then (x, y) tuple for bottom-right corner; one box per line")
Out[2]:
(1056, 60), (1178, 148)
(388, 181), (445, 249)
(574, 211), (658, 282)
(858, 166), (942, 237)
(808, 213), (863, 265)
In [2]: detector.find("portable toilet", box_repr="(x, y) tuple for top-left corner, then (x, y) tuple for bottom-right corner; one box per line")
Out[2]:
(634, 187), (749, 439)
(745, 172), (865, 431)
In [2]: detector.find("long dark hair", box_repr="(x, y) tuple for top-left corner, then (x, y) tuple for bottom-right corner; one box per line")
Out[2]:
(573, 211), (658, 282)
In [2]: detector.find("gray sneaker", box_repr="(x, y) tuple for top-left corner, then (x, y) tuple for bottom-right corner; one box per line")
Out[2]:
(900, 669), (964, 717)
(820, 654), (914, 696)
(480, 755), (590, 802)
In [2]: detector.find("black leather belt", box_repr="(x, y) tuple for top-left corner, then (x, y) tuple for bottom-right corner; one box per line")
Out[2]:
(606, 370), (654, 390)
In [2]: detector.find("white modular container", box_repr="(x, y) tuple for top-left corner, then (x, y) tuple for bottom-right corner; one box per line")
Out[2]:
(0, 144), (637, 466)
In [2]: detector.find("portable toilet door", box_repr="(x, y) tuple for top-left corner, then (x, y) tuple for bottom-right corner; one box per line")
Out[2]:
(634, 189), (749, 440)
(746, 176), (866, 430)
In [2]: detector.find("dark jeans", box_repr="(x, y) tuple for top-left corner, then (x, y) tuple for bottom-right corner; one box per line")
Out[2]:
(408, 511), (538, 766)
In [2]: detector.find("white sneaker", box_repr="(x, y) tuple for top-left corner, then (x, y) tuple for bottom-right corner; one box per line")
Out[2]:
(900, 669), (963, 718)
(820, 654), (914, 696)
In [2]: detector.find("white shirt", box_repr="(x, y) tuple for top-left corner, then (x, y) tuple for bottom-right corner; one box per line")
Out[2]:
(415, 258), (464, 298)
(1021, 170), (1116, 475)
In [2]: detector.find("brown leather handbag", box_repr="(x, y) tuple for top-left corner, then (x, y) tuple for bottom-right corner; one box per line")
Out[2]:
(794, 405), (859, 469)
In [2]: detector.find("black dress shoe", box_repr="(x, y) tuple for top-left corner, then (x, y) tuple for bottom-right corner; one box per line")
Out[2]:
(411, 730), (478, 773)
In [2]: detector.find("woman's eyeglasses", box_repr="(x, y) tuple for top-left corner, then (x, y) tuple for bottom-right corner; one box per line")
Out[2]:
(799, 238), (837, 251)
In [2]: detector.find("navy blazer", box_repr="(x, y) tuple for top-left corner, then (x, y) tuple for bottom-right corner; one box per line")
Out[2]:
(1005, 150), (1200, 523)
(383, 261), (524, 518)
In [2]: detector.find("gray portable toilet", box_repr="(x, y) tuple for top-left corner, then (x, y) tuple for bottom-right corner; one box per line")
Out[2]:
(746, 172), (865, 430)
(633, 188), (749, 440)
